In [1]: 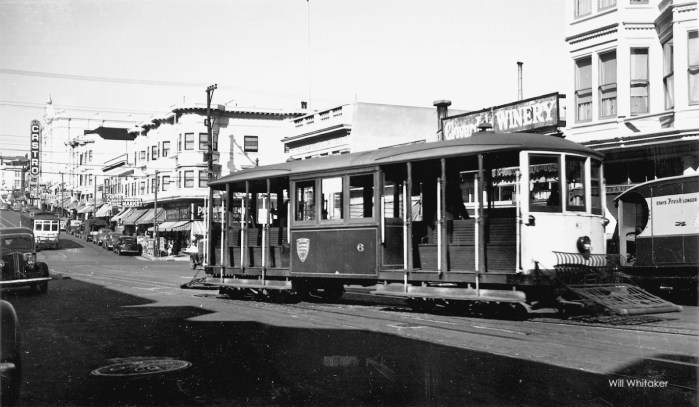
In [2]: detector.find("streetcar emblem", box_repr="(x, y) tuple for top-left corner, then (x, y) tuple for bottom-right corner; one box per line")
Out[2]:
(296, 238), (310, 262)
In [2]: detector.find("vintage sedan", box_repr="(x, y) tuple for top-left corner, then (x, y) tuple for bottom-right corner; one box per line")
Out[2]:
(0, 299), (21, 405)
(103, 232), (123, 251)
(0, 227), (50, 294)
(114, 236), (142, 256)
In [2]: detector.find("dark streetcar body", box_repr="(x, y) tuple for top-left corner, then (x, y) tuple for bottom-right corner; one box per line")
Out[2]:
(200, 131), (679, 315)
(614, 174), (699, 298)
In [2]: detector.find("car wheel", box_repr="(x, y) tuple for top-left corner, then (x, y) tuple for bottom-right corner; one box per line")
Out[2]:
(189, 255), (197, 270)
(116, 249), (121, 256)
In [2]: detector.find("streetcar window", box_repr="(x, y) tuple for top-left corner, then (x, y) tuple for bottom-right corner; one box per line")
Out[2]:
(565, 156), (586, 212)
(295, 180), (316, 221)
(591, 160), (603, 215)
(529, 154), (561, 212)
(349, 174), (374, 219)
(383, 180), (404, 219)
(52, 223), (58, 231)
(321, 177), (343, 220)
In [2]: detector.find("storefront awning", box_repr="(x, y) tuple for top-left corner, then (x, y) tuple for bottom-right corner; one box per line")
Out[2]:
(65, 201), (79, 210)
(190, 221), (206, 236)
(147, 220), (180, 232)
(170, 220), (192, 231)
(94, 204), (112, 218)
(136, 208), (166, 225)
(122, 208), (151, 225)
(78, 204), (94, 214)
(110, 208), (132, 222)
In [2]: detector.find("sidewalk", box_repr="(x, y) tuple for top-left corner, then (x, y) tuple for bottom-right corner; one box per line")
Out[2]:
(140, 252), (190, 262)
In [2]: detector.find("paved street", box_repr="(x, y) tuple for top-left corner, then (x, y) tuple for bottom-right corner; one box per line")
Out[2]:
(0, 219), (697, 406)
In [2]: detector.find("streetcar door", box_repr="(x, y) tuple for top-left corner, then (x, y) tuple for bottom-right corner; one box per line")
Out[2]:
(381, 173), (405, 268)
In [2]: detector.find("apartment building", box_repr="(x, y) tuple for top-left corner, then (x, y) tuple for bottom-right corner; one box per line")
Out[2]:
(565, 0), (698, 203)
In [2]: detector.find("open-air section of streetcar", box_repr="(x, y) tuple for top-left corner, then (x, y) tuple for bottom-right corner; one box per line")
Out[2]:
(197, 130), (681, 317)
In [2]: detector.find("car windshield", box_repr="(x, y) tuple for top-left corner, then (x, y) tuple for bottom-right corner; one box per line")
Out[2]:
(121, 237), (136, 243)
(1, 236), (34, 251)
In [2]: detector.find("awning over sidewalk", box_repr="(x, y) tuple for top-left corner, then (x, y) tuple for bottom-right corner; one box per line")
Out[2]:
(94, 204), (112, 218)
(190, 221), (206, 236)
(110, 208), (132, 222)
(136, 208), (166, 225)
(169, 220), (192, 231)
(77, 204), (94, 214)
(122, 208), (150, 225)
(147, 220), (179, 232)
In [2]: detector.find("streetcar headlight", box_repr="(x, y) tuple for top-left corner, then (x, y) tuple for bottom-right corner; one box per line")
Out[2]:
(0, 259), (4, 268)
(602, 218), (610, 227)
(577, 236), (591, 258)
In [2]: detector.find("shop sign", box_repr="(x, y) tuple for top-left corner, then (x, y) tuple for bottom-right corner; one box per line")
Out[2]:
(29, 120), (41, 188)
(110, 197), (143, 207)
(443, 93), (565, 140)
(606, 184), (635, 195)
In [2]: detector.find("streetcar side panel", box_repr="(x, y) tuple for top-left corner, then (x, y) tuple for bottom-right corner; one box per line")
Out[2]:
(290, 228), (378, 276)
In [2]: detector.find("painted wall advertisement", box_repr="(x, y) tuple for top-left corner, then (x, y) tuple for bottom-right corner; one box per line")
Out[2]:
(29, 120), (41, 191)
(443, 93), (565, 140)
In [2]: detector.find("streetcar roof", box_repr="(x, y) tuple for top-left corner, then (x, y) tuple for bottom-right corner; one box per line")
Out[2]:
(210, 131), (603, 188)
(614, 173), (699, 202)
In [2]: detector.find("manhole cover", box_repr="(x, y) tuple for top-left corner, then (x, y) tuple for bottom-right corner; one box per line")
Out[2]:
(91, 358), (191, 377)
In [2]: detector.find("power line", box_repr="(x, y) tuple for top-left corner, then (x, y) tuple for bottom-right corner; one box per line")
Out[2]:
(0, 68), (208, 88)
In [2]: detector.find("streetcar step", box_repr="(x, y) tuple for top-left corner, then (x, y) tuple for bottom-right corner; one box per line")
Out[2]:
(567, 283), (682, 315)
(371, 284), (527, 303)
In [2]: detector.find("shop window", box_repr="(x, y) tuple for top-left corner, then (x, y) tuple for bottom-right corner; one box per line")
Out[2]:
(663, 40), (674, 109)
(162, 141), (170, 157)
(599, 51), (617, 118)
(630, 48), (649, 115)
(689, 31), (698, 105)
(295, 180), (315, 221)
(185, 133), (194, 150)
(199, 133), (208, 150)
(529, 154), (561, 212)
(244, 136), (259, 152)
(321, 177), (343, 220)
(575, 57), (592, 122)
(184, 171), (194, 188)
(199, 171), (208, 188)
(565, 156), (586, 212)
(575, 0), (591, 17)
(349, 174), (374, 219)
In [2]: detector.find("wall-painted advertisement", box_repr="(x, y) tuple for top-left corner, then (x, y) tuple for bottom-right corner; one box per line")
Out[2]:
(443, 93), (565, 140)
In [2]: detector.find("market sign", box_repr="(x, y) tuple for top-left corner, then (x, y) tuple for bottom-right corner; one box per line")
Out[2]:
(443, 93), (566, 140)
(29, 120), (41, 188)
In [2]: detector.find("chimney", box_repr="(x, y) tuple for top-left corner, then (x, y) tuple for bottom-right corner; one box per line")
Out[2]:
(433, 100), (451, 141)
(517, 61), (523, 101)
(301, 101), (308, 109)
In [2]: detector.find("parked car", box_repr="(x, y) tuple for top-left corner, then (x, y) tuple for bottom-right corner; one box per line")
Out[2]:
(59, 218), (69, 231)
(114, 236), (142, 256)
(0, 299), (21, 405)
(96, 229), (112, 246)
(0, 227), (50, 294)
(0, 203), (10, 210)
(103, 232), (123, 251)
(90, 228), (110, 244)
(67, 220), (83, 236)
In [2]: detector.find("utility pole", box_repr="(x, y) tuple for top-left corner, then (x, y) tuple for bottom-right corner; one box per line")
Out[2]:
(205, 84), (217, 266)
(60, 172), (64, 217)
(154, 170), (159, 257)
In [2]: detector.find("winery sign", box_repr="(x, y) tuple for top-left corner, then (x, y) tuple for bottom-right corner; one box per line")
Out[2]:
(443, 93), (566, 140)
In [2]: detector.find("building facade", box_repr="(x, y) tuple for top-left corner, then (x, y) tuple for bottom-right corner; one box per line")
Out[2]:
(283, 102), (466, 160)
(565, 0), (698, 207)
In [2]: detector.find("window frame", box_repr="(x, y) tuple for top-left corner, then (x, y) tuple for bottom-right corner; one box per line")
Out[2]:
(244, 136), (259, 153)
(184, 170), (194, 188)
(598, 50), (618, 119)
(184, 133), (195, 151)
(688, 30), (699, 105)
(630, 48), (649, 115)
(663, 40), (674, 109)
(162, 141), (170, 157)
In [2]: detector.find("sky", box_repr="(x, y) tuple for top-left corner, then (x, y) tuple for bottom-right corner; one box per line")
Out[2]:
(0, 0), (568, 157)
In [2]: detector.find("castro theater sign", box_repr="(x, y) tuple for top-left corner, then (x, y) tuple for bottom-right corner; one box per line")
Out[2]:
(29, 120), (41, 189)
(443, 93), (566, 139)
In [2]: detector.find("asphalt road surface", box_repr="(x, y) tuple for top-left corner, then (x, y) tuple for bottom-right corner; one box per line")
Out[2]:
(1, 211), (697, 406)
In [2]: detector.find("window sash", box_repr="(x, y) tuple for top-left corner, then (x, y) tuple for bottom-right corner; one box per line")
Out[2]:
(575, 0), (591, 16)
(162, 141), (170, 157)
(244, 136), (259, 152)
(199, 171), (208, 188)
(199, 133), (208, 150)
(184, 133), (194, 150)
(689, 31), (699, 104)
(184, 171), (194, 188)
